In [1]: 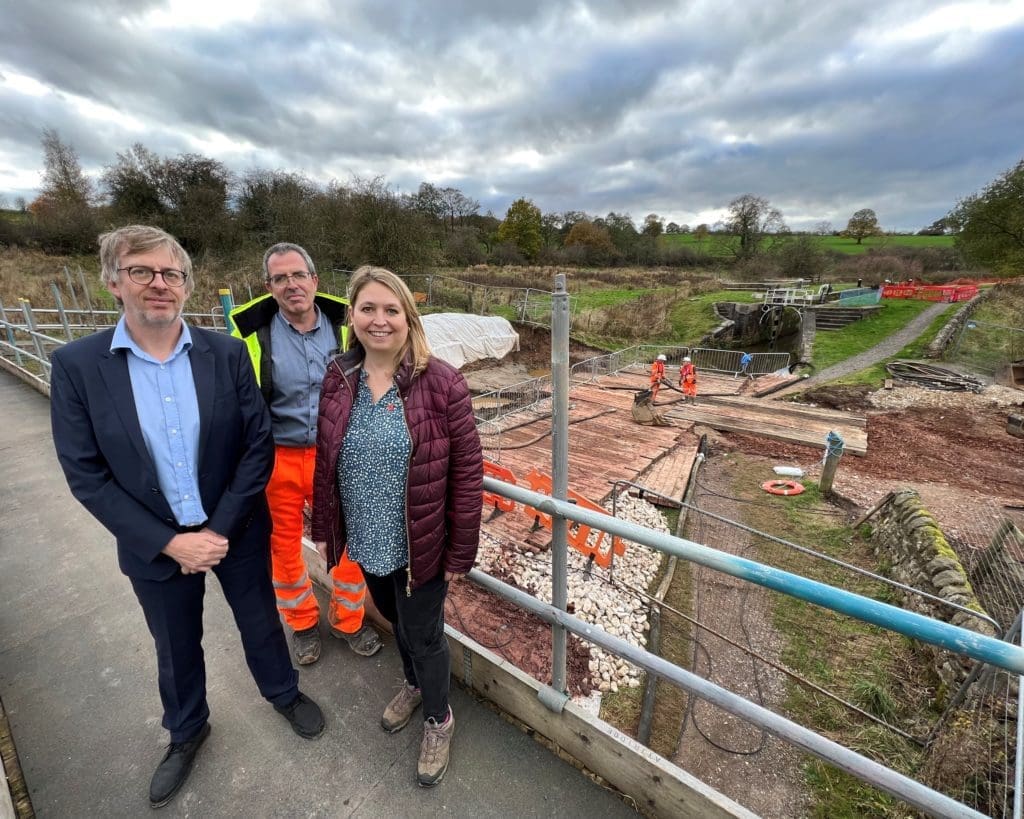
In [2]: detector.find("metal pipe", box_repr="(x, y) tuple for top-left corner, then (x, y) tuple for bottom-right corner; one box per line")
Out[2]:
(482, 476), (1024, 675)
(468, 568), (987, 819)
(219, 289), (235, 334)
(20, 299), (48, 369)
(51, 283), (74, 342)
(1015, 610), (1024, 819)
(0, 300), (25, 369)
(549, 273), (570, 700)
(682, 500), (999, 632)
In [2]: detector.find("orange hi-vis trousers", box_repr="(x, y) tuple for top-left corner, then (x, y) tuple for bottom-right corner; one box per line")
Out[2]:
(680, 365), (698, 398)
(265, 445), (366, 634)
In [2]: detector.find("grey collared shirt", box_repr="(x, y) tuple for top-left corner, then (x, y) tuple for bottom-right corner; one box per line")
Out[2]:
(269, 307), (338, 447)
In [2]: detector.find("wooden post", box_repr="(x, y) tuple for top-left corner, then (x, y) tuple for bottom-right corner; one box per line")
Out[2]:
(820, 430), (844, 495)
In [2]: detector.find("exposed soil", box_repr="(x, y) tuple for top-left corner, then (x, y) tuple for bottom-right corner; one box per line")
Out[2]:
(445, 576), (592, 696)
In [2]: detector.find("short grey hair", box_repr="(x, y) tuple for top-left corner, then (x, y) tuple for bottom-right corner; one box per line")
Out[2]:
(262, 242), (317, 280)
(98, 225), (194, 296)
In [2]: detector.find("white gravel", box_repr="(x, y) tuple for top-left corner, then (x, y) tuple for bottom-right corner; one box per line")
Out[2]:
(477, 492), (669, 692)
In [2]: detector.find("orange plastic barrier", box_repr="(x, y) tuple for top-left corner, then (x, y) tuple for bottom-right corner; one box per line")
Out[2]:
(519, 467), (625, 567)
(482, 460), (517, 512)
(881, 284), (979, 302)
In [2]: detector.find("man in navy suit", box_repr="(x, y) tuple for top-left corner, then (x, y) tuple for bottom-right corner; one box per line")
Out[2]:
(50, 225), (325, 809)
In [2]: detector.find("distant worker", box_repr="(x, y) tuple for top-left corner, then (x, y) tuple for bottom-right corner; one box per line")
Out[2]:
(679, 355), (698, 403)
(738, 352), (753, 379)
(649, 354), (667, 401)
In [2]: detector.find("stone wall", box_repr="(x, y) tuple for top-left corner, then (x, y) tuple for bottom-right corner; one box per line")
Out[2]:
(925, 291), (989, 358)
(871, 489), (997, 687)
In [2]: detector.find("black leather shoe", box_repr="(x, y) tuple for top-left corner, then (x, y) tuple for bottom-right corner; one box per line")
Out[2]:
(274, 692), (325, 739)
(149, 722), (211, 808)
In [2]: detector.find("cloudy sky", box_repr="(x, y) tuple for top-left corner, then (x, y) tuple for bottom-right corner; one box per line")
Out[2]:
(1, 0), (1022, 232)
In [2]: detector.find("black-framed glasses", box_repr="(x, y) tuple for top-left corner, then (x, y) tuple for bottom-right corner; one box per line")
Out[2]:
(117, 266), (188, 287)
(267, 271), (314, 287)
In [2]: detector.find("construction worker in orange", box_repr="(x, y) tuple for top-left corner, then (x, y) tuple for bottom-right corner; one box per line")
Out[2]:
(679, 355), (698, 403)
(650, 353), (667, 400)
(230, 243), (383, 666)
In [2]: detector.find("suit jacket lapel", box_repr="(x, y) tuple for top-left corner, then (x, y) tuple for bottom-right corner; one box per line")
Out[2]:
(97, 348), (153, 470)
(189, 329), (215, 462)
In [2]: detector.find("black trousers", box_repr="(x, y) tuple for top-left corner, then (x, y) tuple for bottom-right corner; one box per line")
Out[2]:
(130, 542), (299, 743)
(364, 568), (450, 722)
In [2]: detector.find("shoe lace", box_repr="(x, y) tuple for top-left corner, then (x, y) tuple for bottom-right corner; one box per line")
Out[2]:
(422, 721), (447, 760)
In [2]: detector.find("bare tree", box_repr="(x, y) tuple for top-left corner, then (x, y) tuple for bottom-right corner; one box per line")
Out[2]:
(32, 129), (97, 252)
(725, 194), (786, 258)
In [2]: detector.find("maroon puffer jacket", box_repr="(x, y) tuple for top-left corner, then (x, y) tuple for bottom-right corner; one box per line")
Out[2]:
(311, 348), (483, 592)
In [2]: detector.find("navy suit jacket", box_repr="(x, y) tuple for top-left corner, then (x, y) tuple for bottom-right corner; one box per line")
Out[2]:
(50, 324), (275, 581)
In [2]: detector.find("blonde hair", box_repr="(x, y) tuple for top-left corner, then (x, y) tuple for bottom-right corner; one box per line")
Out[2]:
(346, 265), (431, 376)
(98, 225), (194, 297)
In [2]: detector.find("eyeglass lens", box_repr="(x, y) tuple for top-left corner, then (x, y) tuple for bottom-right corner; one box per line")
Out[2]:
(125, 267), (187, 286)
(269, 271), (312, 286)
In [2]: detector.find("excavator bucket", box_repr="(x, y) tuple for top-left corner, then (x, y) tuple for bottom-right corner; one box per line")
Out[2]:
(631, 389), (668, 426)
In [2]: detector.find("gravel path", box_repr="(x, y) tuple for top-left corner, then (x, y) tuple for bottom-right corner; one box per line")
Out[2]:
(774, 301), (951, 395)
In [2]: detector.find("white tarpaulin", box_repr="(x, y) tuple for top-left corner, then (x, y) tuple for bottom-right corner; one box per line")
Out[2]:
(422, 313), (520, 369)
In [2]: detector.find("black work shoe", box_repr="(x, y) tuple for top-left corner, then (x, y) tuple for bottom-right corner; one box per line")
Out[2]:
(149, 722), (211, 809)
(292, 626), (322, 665)
(274, 692), (325, 739)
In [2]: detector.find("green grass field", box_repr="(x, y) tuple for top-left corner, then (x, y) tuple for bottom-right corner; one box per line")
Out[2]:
(662, 232), (953, 256)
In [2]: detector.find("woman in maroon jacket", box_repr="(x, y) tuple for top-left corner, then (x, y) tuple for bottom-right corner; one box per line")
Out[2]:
(312, 265), (482, 788)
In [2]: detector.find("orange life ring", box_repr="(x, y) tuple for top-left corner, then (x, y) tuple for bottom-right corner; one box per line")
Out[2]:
(762, 479), (805, 496)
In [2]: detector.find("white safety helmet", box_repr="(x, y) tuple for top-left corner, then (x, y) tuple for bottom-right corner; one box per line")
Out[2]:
(683, 356), (691, 362)
(657, 354), (667, 361)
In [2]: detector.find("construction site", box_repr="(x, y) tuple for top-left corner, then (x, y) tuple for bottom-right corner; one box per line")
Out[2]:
(3, 274), (1024, 817)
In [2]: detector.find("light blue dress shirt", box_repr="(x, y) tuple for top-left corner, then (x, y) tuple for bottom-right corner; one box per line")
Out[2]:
(110, 317), (207, 526)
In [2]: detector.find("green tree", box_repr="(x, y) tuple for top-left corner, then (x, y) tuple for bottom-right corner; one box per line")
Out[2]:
(641, 213), (664, 238)
(236, 169), (317, 249)
(159, 154), (235, 256)
(103, 143), (165, 222)
(340, 176), (434, 270)
(948, 158), (1024, 273)
(563, 219), (617, 265)
(844, 208), (882, 244)
(497, 198), (543, 261)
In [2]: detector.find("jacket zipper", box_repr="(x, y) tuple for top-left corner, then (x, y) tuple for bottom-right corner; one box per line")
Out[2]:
(398, 378), (414, 597)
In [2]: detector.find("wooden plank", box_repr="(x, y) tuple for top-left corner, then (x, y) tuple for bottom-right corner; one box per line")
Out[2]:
(445, 629), (755, 819)
(663, 408), (867, 455)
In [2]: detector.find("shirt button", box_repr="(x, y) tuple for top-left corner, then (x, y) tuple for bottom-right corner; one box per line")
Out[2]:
(176, 462), (183, 467)
(183, 494), (190, 500)
(170, 429), (177, 435)
(165, 396), (173, 402)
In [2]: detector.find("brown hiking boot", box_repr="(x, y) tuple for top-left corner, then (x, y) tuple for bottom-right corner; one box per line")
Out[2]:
(417, 708), (454, 787)
(381, 683), (422, 734)
(330, 623), (383, 657)
(292, 626), (321, 665)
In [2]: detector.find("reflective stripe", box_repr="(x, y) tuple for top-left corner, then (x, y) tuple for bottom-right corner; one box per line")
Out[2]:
(273, 573), (310, 591)
(332, 580), (366, 594)
(331, 594), (364, 611)
(275, 587), (313, 609)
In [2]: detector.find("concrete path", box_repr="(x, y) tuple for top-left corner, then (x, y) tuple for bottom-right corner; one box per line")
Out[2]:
(0, 371), (636, 817)
(774, 301), (950, 396)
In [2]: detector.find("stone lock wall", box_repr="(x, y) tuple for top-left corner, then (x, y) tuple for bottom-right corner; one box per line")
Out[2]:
(871, 489), (997, 687)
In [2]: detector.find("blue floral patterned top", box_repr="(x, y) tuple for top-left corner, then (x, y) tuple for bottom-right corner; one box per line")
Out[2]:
(337, 370), (411, 577)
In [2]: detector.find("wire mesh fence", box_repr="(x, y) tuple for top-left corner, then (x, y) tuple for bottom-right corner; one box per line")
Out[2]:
(668, 467), (1023, 816)
(944, 319), (1024, 377)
